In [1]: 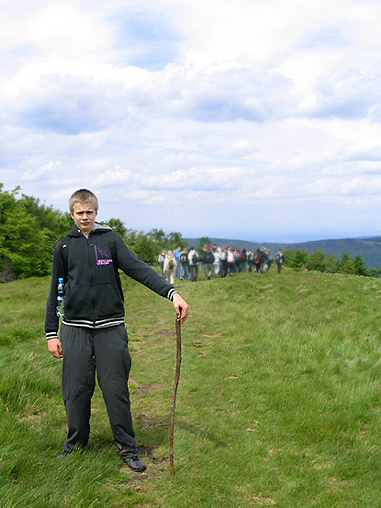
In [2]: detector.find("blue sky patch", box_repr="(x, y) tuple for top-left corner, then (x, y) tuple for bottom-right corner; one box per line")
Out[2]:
(109, 8), (183, 70)
(300, 26), (351, 49)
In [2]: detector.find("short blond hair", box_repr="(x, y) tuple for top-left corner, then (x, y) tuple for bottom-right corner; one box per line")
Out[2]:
(69, 189), (98, 213)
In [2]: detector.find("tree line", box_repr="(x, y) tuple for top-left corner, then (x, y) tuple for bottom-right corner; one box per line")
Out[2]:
(1, 183), (379, 281)
(283, 248), (381, 277)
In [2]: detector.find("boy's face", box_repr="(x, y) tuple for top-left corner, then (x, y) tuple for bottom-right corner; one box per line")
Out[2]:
(71, 201), (97, 236)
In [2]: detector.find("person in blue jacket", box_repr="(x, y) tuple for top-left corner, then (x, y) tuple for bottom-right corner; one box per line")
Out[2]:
(45, 189), (189, 472)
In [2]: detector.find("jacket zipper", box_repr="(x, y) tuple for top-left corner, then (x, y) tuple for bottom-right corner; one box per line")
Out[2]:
(86, 236), (96, 327)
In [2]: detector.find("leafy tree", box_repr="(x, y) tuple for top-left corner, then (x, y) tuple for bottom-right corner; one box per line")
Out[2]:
(0, 184), (72, 280)
(0, 185), (17, 244)
(198, 236), (211, 250)
(0, 185), (19, 279)
(104, 218), (127, 238)
(339, 252), (355, 275)
(325, 254), (337, 274)
(284, 249), (308, 269)
(132, 233), (157, 265)
(19, 193), (72, 232)
(1, 205), (52, 278)
(168, 231), (187, 250)
(354, 255), (367, 276)
(123, 228), (139, 247)
(367, 267), (381, 277)
(283, 249), (295, 267)
(16, 192), (72, 258)
(0, 184), (20, 225)
(120, 228), (159, 264)
(294, 249), (308, 269)
(307, 249), (326, 272)
(147, 228), (168, 248)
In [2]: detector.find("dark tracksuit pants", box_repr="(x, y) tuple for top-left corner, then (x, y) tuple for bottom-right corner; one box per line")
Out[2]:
(60, 323), (137, 457)
(220, 260), (228, 277)
(189, 264), (198, 281)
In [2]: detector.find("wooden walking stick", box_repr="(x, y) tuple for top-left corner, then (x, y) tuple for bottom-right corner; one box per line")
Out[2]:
(170, 317), (182, 476)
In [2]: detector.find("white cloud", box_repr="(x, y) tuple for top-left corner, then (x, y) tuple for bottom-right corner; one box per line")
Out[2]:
(349, 140), (381, 162)
(22, 160), (63, 181)
(229, 139), (255, 157)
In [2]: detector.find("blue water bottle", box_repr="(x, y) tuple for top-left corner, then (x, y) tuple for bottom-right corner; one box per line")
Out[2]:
(56, 277), (65, 317)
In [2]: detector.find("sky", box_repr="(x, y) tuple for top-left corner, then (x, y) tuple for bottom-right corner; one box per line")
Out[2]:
(1, 0), (381, 243)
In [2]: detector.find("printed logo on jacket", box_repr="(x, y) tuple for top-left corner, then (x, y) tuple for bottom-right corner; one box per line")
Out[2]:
(94, 245), (113, 266)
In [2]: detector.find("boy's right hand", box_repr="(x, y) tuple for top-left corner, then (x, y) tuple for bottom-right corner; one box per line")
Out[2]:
(47, 338), (63, 358)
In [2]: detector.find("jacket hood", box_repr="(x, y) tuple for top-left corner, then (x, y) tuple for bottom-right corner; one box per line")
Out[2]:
(68, 222), (113, 237)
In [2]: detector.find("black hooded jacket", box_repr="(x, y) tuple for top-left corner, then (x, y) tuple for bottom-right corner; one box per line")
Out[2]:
(45, 223), (176, 339)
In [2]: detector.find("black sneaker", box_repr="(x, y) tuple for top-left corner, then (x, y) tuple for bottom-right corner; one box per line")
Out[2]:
(123, 455), (147, 472)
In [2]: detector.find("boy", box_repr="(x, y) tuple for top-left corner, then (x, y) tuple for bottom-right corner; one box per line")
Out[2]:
(45, 189), (189, 472)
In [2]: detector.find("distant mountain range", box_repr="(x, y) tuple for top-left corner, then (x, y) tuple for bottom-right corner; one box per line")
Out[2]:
(186, 236), (381, 269)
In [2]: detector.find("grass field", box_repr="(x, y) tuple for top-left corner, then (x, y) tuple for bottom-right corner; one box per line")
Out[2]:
(1, 267), (381, 507)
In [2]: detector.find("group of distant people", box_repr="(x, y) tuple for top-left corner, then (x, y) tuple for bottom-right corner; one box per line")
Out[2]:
(158, 244), (285, 282)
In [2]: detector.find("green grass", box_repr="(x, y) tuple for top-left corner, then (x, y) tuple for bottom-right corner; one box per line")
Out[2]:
(1, 268), (381, 507)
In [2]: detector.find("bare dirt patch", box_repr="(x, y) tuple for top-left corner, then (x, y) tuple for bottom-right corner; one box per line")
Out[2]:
(127, 445), (169, 489)
(135, 383), (163, 394)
